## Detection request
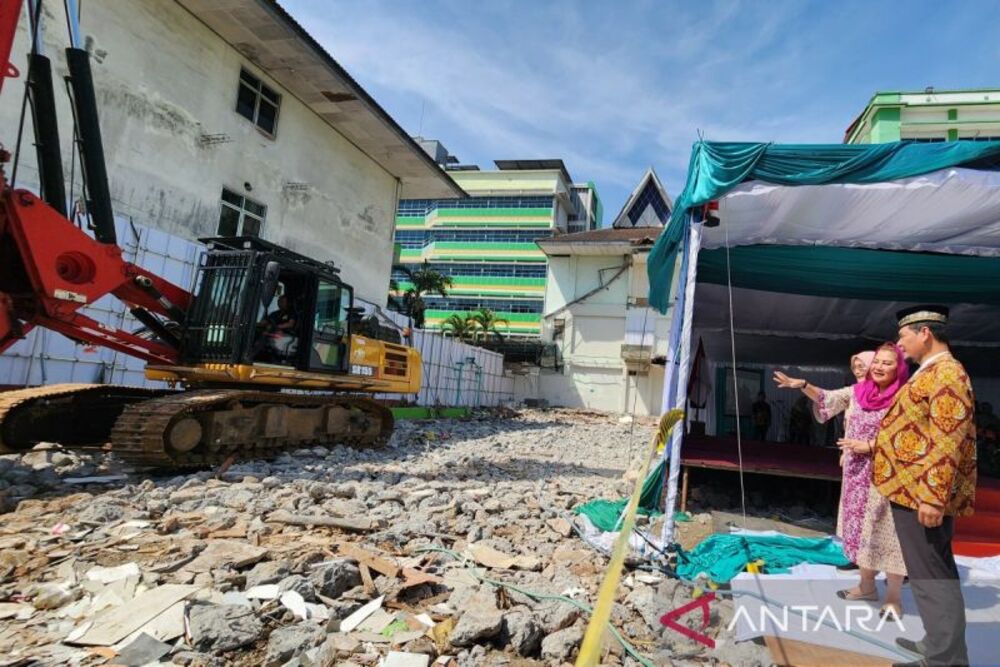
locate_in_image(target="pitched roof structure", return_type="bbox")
[611,167,673,229]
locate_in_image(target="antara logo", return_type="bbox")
[658,594,906,649]
[727,602,906,634]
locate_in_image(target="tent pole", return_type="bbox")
[661,220,703,546]
[660,214,693,417]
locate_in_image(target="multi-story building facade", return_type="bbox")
[0,0,462,306]
[393,154,601,336]
[845,88,1000,144]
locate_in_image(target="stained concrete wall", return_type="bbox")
[0,0,397,304]
[538,252,672,415]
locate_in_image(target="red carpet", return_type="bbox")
[681,435,1000,557]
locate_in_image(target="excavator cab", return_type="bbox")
[182,236,353,375]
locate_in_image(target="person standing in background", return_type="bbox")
[751,391,772,441]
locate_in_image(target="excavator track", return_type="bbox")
[110,390,394,468]
[0,384,169,455]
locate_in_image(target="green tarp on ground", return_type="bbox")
[675,533,850,584]
[574,459,666,532]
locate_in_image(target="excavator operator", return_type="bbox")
[257,294,300,363]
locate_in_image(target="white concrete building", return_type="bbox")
[530,168,674,415]
[0,0,463,305]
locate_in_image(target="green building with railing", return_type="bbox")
[845,87,1000,144]
[392,150,601,336]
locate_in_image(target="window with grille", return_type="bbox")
[235,68,281,136]
[218,188,266,237]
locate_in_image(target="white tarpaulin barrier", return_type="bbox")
[703,168,1000,256]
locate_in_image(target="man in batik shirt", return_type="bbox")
[873,305,976,667]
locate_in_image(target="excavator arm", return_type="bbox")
[0,0,190,365]
[0,187,190,364]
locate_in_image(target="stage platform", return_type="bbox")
[679,435,1000,557]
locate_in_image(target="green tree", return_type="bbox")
[392,262,453,328]
[469,308,510,342]
[440,313,477,343]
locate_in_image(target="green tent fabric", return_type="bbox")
[574,459,666,532]
[697,245,1000,305]
[675,533,850,584]
[648,140,1000,312]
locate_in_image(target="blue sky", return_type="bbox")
[284,0,1000,223]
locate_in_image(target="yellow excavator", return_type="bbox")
[0,0,420,467]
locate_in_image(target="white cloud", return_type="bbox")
[281,0,1000,212]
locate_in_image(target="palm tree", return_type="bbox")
[440,313,477,343]
[392,262,453,328]
[469,308,510,342]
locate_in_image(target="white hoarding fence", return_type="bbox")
[2,221,515,408]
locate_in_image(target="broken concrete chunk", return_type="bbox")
[540,625,584,661]
[383,651,431,667]
[188,603,264,653]
[113,632,173,666]
[30,582,77,610]
[0,601,33,621]
[85,562,141,584]
[449,597,504,647]
[185,540,267,573]
[263,622,325,667]
[309,559,361,599]
[546,517,574,537]
[244,559,292,588]
[502,607,543,657]
[465,542,515,569]
[277,574,317,602]
[535,600,581,634]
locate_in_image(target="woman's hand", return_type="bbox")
[773,371,806,390]
[837,438,872,454]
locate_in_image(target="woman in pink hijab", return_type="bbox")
[774,344,910,618]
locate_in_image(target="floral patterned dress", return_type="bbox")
[814,387,901,571]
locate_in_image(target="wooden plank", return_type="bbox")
[268,510,373,532]
[339,542,399,578]
[71,585,198,646]
[764,635,893,667]
[359,562,377,596]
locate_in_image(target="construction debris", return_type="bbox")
[0,408,776,666]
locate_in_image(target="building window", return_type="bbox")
[218,188,266,237]
[628,180,671,225]
[235,68,280,136]
[392,263,547,280]
[392,229,553,248]
[397,195,554,217]
[552,319,565,341]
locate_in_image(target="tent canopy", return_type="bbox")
[648,141,1000,311]
[654,140,1000,546]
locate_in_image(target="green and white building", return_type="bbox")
[392,149,602,336]
[845,88,1000,144]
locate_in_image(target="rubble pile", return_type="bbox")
[0,409,772,666]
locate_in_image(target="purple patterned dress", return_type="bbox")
[813,387,890,563]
